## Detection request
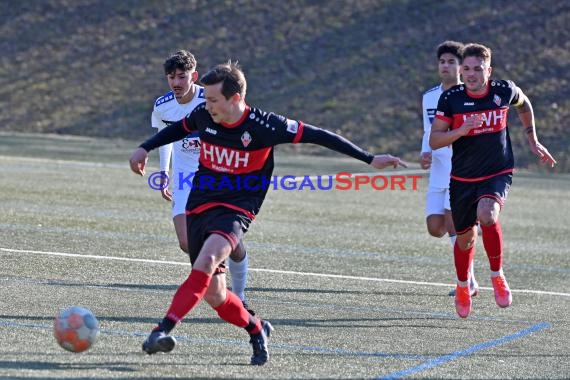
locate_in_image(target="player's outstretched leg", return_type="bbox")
[142,329,176,354]
[249,320,274,365]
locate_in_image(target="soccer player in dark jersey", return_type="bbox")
[429,43,557,318]
[129,61,407,365]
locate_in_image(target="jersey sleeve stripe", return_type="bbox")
[182,117,192,133]
[293,121,304,144]
[435,114,453,123]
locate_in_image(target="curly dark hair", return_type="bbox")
[436,40,464,62]
[163,50,197,75]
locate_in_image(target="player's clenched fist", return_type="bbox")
[129,147,149,176]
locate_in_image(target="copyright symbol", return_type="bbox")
[148,171,169,190]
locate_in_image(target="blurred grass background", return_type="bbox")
[0,0,568,170]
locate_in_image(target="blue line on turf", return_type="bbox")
[376,322,551,380]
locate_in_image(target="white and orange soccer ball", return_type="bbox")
[53,306,100,353]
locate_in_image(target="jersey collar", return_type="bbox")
[466,82,490,98]
[221,105,250,128]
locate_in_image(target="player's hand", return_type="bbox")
[370,154,408,169]
[419,152,432,169]
[129,147,149,176]
[529,141,557,168]
[161,188,173,201]
[457,115,483,136]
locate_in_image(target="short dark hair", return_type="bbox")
[163,50,197,75]
[462,43,492,65]
[200,61,247,100]
[436,40,464,62]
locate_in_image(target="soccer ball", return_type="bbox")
[53,306,100,353]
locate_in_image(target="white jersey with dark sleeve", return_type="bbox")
[421,84,452,189]
[151,84,204,177]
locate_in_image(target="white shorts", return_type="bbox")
[425,186,450,217]
[171,186,190,217]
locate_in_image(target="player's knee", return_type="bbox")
[456,231,476,250]
[427,226,446,238]
[196,253,217,271]
[477,213,498,226]
[426,220,446,238]
[477,199,500,226]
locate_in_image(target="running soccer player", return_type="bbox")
[129,61,407,365]
[151,50,252,310]
[430,43,556,318]
[419,41,478,297]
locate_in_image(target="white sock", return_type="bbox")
[228,253,249,301]
[457,280,469,288]
[491,268,503,278]
[449,234,457,246]
[469,263,477,285]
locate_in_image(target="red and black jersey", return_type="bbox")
[435,80,522,182]
[140,103,374,219]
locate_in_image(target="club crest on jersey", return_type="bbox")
[493,94,501,106]
[286,119,299,133]
[241,131,252,147]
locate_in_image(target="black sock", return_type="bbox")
[155,317,177,333]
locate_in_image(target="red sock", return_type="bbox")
[165,269,211,323]
[454,242,475,282]
[214,290,262,334]
[481,221,503,272]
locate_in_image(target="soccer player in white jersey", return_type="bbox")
[419,41,478,296]
[152,50,252,309]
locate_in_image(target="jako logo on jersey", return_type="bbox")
[241,131,252,147]
[463,102,475,106]
[205,127,217,135]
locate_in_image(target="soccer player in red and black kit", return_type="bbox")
[430,43,556,318]
[129,61,407,365]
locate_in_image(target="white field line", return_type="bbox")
[1,247,568,298]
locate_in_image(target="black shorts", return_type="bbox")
[449,173,512,234]
[186,207,251,273]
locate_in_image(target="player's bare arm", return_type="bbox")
[514,91,557,167]
[429,116,483,150]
